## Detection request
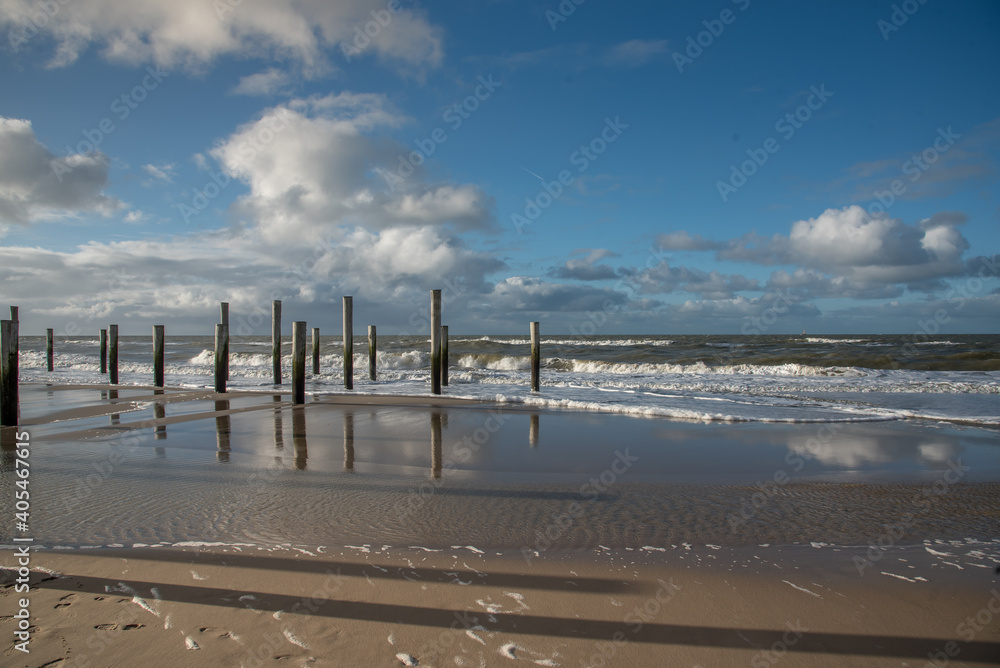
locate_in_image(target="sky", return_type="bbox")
[1,0,998,336]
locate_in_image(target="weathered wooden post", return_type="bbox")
[368,325,376,381]
[153,325,164,387]
[214,324,228,393]
[46,328,54,371]
[292,320,306,404]
[271,300,282,385]
[343,296,353,390]
[441,325,449,386]
[530,413,539,447]
[109,324,119,385]
[220,302,229,380]
[530,321,540,392]
[9,306,17,321]
[0,319,18,426]
[100,328,108,374]
[431,289,441,395]
[312,327,320,375]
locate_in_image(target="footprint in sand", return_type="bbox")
[93,623,145,631]
[55,594,77,608]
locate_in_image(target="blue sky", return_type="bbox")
[1,0,998,336]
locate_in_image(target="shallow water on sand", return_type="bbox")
[3,386,999,553]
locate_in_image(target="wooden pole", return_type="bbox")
[530,413,539,447]
[153,325,164,387]
[46,328,54,371]
[368,325,376,382]
[214,324,228,393]
[100,329,107,374]
[343,296,353,390]
[530,321,540,392]
[312,327,320,375]
[272,300,282,385]
[109,324,119,385]
[441,325,449,386]
[220,302,229,380]
[9,306,17,321]
[1,320,17,426]
[430,289,441,395]
[292,320,306,404]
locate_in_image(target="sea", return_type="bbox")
[15,333,999,426]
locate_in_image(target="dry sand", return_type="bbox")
[4,544,1000,667]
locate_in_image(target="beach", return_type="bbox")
[3,381,1000,666]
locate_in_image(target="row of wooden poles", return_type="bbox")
[0,292,542,426]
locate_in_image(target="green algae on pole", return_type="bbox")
[431,290,441,395]
[530,321,540,392]
[272,300,282,385]
[292,320,306,404]
[153,325,165,387]
[0,319,17,426]
[109,324,119,385]
[368,325,377,382]
[343,296,353,390]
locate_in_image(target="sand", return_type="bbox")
[2,383,1000,666]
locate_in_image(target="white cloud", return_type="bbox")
[667,206,974,298]
[210,92,494,242]
[485,277,627,313]
[123,210,149,223]
[142,163,174,183]
[232,68,294,96]
[0,224,504,332]
[0,117,121,224]
[0,0,443,73]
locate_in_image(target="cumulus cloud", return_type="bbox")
[624,263,760,300]
[661,206,975,298]
[142,163,174,183]
[0,117,121,224]
[0,0,443,73]
[486,277,627,313]
[210,92,495,242]
[0,224,505,332]
[232,68,294,96]
[549,248,620,281]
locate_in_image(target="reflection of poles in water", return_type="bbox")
[109,389,119,425]
[154,401,166,440]
[273,395,284,451]
[215,399,231,462]
[431,411,443,479]
[529,413,539,447]
[154,446,166,458]
[293,406,307,470]
[343,411,354,472]
[0,427,16,469]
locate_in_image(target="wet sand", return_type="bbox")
[2,383,1000,666]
